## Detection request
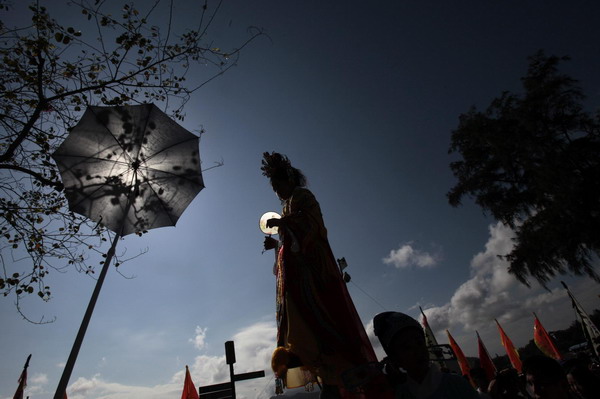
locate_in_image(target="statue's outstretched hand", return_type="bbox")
[266,218,283,228]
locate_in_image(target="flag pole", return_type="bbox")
[14,354,32,399]
[21,353,31,372]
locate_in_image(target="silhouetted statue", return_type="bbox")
[261,152,386,399]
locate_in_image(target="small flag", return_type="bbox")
[13,354,31,399]
[476,331,496,382]
[181,365,199,399]
[420,307,445,367]
[420,307,439,347]
[446,330,471,378]
[533,313,562,360]
[495,320,522,373]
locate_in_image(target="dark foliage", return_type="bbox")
[0,0,261,319]
[448,51,600,286]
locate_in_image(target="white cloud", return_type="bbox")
[383,243,440,269]
[423,223,533,333]
[64,321,278,399]
[418,222,599,356]
[364,319,385,361]
[69,374,101,396]
[21,373,50,397]
[185,321,278,399]
[67,374,180,399]
[52,231,597,399]
[231,321,277,370]
[30,373,49,385]
[189,326,208,350]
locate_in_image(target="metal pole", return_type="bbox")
[229,362,236,399]
[53,232,121,399]
[54,179,137,399]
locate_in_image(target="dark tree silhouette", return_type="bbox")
[0,0,261,317]
[448,51,600,286]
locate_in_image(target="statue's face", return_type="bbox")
[271,178,294,200]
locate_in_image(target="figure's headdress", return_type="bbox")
[261,152,292,180]
[261,152,307,187]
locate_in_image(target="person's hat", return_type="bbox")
[373,311,422,351]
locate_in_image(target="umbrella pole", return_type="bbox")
[53,231,121,399]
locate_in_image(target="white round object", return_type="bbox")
[259,212,281,235]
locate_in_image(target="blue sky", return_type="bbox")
[2,1,600,398]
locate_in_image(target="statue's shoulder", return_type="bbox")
[291,187,316,201]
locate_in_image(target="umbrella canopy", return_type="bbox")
[50,104,204,399]
[53,103,204,236]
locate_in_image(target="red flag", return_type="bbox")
[446,330,471,378]
[13,354,31,399]
[533,314,562,360]
[495,320,522,373]
[476,331,496,382]
[181,366,199,399]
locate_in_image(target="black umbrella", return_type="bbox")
[53,103,204,235]
[51,104,204,398]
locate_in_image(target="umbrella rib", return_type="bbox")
[67,164,134,211]
[143,135,199,164]
[56,154,130,166]
[140,166,203,187]
[88,106,136,165]
[71,172,131,206]
[138,174,179,227]
[133,164,203,229]
[135,105,153,163]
